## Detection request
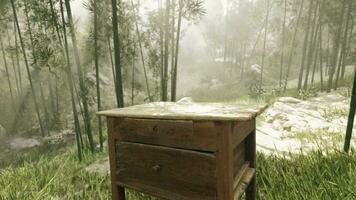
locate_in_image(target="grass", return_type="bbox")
[285,129,345,148]
[0,147,355,200]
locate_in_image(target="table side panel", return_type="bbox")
[232,120,255,149]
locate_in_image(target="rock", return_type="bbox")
[0,124,6,138]
[250,64,261,74]
[278,97,302,104]
[272,120,283,131]
[9,137,40,150]
[86,157,110,176]
[177,97,194,103]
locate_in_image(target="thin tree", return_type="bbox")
[60,0,83,160]
[159,0,164,101]
[162,0,171,101]
[297,0,314,90]
[132,0,152,101]
[344,69,356,152]
[107,37,116,84]
[279,0,287,89]
[260,0,270,91]
[64,0,95,152]
[341,16,354,79]
[11,0,45,137]
[6,28,20,96]
[171,0,183,102]
[284,0,304,92]
[326,0,347,92]
[303,2,319,90]
[93,0,104,151]
[14,21,22,94]
[334,0,353,90]
[0,33,15,105]
[170,0,176,101]
[319,24,324,91]
[111,0,124,107]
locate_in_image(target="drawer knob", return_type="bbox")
[151,165,161,173]
[152,125,158,132]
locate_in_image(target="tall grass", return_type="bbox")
[1,148,355,199]
[257,151,356,199]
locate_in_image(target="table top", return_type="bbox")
[97,102,267,121]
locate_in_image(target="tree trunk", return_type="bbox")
[260,0,270,91]
[6,29,20,97]
[297,0,314,90]
[284,0,305,91]
[39,80,50,136]
[334,0,353,90]
[341,16,354,79]
[162,0,171,101]
[24,0,37,64]
[303,3,319,90]
[14,20,22,95]
[326,0,347,92]
[107,37,116,84]
[65,0,95,152]
[170,1,176,101]
[94,0,104,151]
[132,0,152,101]
[49,0,63,47]
[131,44,135,105]
[171,0,182,102]
[279,0,287,89]
[159,0,164,101]
[60,0,83,160]
[0,34,15,105]
[11,0,45,137]
[111,0,124,107]
[319,23,324,91]
[344,68,356,152]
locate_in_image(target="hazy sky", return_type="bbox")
[71,0,227,25]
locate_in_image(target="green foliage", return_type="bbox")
[321,107,348,121]
[297,88,318,100]
[257,151,356,199]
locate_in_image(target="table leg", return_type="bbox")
[108,118,126,200]
[245,129,256,200]
[117,186,125,200]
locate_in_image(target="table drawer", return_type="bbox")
[110,117,216,151]
[115,142,217,200]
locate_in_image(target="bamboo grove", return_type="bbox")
[0,0,355,159]
[0,0,205,159]
[212,0,355,95]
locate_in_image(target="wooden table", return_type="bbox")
[98,102,266,200]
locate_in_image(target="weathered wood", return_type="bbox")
[115,142,217,200]
[216,121,234,200]
[232,120,255,148]
[110,118,216,151]
[233,162,250,190]
[107,118,126,200]
[245,129,256,200]
[98,102,267,121]
[234,168,256,200]
[233,142,246,179]
[102,103,262,200]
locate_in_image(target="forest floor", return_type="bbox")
[0,87,355,199]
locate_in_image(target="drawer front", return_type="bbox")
[115,142,217,200]
[110,117,216,151]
